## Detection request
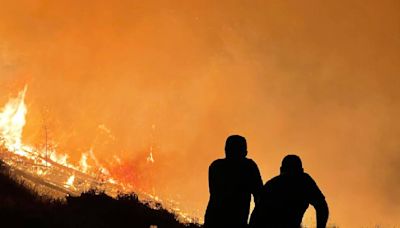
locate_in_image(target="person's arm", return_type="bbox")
[306,173,329,228]
[314,198,329,228]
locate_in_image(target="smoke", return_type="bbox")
[1,0,400,226]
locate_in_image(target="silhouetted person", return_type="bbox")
[250,155,329,228]
[204,135,263,228]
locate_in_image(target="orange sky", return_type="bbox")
[1,0,400,226]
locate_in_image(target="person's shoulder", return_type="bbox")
[302,172,325,201]
[303,173,317,184]
[264,175,281,187]
[209,158,225,168]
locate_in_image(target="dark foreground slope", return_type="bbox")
[0,161,201,228]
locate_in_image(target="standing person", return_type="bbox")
[204,135,263,228]
[250,155,329,228]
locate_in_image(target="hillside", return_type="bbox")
[0,160,201,228]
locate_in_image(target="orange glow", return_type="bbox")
[0,1,399,226]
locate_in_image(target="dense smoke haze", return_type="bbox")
[0,0,399,226]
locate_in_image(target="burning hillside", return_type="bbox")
[0,159,201,228]
[0,86,197,224]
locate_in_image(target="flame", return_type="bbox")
[50,153,69,166]
[147,151,155,163]
[0,85,28,156]
[0,86,116,187]
[65,175,75,189]
[79,153,89,173]
[0,86,197,223]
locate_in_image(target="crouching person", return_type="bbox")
[250,155,328,228]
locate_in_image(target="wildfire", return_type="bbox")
[0,86,198,224]
[0,86,128,195]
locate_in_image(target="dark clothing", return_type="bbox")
[204,158,263,228]
[250,173,328,228]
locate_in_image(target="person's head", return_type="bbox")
[225,135,247,159]
[280,154,304,174]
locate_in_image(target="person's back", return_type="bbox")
[250,155,329,228]
[204,135,263,228]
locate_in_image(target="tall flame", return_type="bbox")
[0,86,112,185]
[0,85,28,156]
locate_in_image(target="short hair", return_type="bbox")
[225,135,247,159]
[281,155,303,174]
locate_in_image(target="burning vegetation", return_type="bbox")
[0,86,199,226]
[0,159,201,228]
